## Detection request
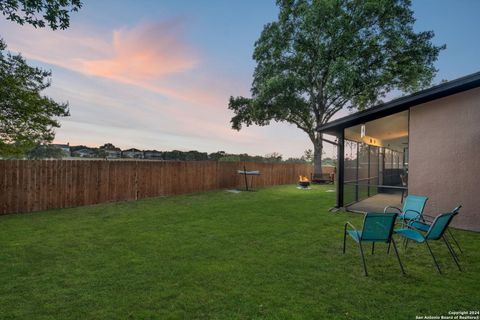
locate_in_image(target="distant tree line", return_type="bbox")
[12,142,335,165]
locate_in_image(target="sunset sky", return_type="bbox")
[2,0,480,158]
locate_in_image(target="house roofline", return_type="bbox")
[317,71,480,135]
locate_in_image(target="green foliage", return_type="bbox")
[0,0,81,158]
[162,150,187,161]
[217,152,287,163]
[229,0,444,174]
[160,150,208,161]
[0,40,69,157]
[322,157,336,166]
[185,150,209,161]
[0,186,478,318]
[303,149,313,162]
[66,146,294,163]
[284,157,308,163]
[264,152,283,162]
[99,143,120,151]
[208,151,227,161]
[0,0,82,30]
[218,155,241,162]
[26,144,65,159]
[94,149,107,158]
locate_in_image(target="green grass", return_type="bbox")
[0,185,479,319]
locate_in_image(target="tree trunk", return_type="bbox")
[313,133,323,179]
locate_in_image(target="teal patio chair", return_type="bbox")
[395,211,461,274]
[409,205,463,255]
[343,213,405,276]
[384,195,428,254]
[384,195,428,226]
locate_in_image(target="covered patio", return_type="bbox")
[347,193,402,213]
[342,110,408,211]
[318,72,480,231]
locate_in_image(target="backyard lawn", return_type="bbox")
[0,185,479,319]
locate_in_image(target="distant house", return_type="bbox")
[52,143,70,157]
[121,148,144,159]
[143,150,163,160]
[72,148,95,158]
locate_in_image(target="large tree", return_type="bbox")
[228,0,444,178]
[0,40,70,157]
[0,0,82,157]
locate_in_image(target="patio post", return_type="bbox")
[336,130,345,208]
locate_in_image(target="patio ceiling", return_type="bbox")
[345,111,408,151]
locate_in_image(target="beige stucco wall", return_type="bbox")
[409,87,480,231]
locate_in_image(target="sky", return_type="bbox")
[1,0,480,158]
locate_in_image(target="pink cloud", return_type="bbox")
[82,20,198,81]
[0,19,213,105]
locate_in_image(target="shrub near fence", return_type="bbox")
[0,160,332,215]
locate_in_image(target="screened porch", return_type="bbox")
[342,111,409,212]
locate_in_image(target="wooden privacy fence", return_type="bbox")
[0,160,329,215]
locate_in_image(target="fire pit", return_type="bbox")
[298,175,311,188]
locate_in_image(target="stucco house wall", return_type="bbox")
[409,87,480,231]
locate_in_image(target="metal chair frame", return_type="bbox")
[395,212,461,274]
[343,213,405,277]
